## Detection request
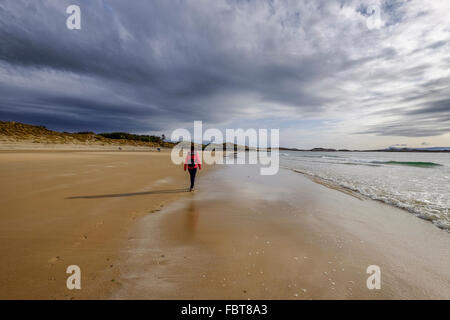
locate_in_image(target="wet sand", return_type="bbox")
[0,150,199,299]
[114,163,450,299]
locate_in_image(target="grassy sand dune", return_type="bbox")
[0,121,173,150]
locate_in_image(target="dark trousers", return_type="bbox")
[188,167,197,189]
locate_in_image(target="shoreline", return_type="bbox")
[283,167,450,233]
[113,164,450,299]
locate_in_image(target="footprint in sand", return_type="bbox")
[48,256,63,264]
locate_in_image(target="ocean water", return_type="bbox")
[280,151,450,231]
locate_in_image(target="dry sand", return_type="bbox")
[1,150,449,299]
[0,150,198,299]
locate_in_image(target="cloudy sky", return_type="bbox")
[0,0,449,149]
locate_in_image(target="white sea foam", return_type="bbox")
[281,151,450,231]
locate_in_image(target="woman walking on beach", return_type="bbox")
[184,144,201,192]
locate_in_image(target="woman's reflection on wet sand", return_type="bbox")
[184,200,199,239]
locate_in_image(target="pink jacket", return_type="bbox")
[184,152,202,170]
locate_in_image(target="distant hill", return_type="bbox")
[278,146,450,153]
[385,146,450,152]
[0,121,174,149]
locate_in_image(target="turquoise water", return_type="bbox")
[280,151,450,231]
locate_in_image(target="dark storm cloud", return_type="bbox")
[358,98,450,137]
[0,0,337,132]
[407,99,450,115]
[0,0,449,140]
[360,121,450,137]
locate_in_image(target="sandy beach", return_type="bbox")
[0,150,449,299]
[0,150,196,299]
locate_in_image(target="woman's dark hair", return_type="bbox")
[191,144,195,152]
